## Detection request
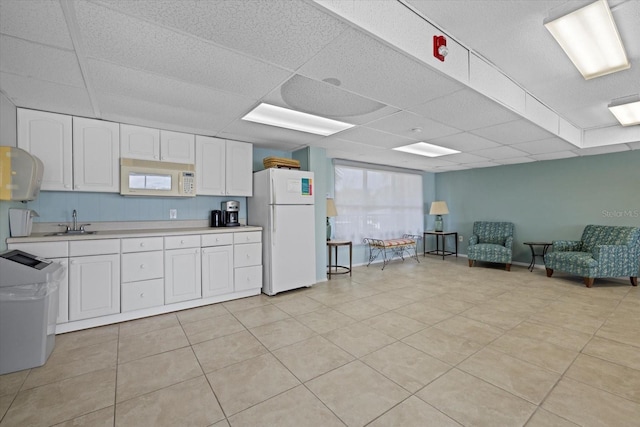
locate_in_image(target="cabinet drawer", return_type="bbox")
[121,279,164,312]
[234,243,261,268]
[8,241,68,258]
[122,251,163,283]
[122,237,163,253]
[164,235,200,250]
[69,239,120,256]
[234,231,261,244]
[201,233,233,247]
[235,265,262,291]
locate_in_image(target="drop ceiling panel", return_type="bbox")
[409,88,520,131]
[426,132,501,151]
[316,138,386,154]
[333,126,418,149]
[88,59,253,125]
[298,28,463,109]
[573,145,630,157]
[96,92,232,134]
[495,157,535,165]
[471,119,555,145]
[218,118,325,149]
[75,1,292,99]
[365,111,460,140]
[529,151,578,161]
[469,146,530,160]
[0,36,85,88]
[0,0,74,49]
[0,72,94,116]
[440,153,490,164]
[627,142,640,150]
[97,0,348,70]
[512,137,576,155]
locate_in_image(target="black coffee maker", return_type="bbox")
[221,201,240,226]
[210,210,222,227]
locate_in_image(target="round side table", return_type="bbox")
[523,242,552,272]
[327,240,352,279]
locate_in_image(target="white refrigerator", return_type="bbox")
[247,168,316,295]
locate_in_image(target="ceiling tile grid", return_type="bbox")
[74,1,293,99]
[0,35,86,88]
[0,0,74,49]
[92,0,349,70]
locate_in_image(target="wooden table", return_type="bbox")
[423,231,458,260]
[327,240,352,279]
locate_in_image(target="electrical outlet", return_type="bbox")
[458,235,463,242]
[169,209,177,219]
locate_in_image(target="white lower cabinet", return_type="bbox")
[69,253,120,321]
[202,245,234,297]
[233,231,262,292]
[121,279,164,312]
[165,246,201,304]
[121,237,164,312]
[8,228,262,332]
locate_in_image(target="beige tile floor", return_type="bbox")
[1,256,640,426]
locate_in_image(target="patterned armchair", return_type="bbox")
[467,221,514,271]
[545,225,640,288]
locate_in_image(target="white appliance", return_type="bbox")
[0,146,44,201]
[248,168,316,295]
[120,158,195,197]
[9,208,39,237]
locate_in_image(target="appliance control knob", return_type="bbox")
[140,264,145,269]
[140,293,145,298]
[140,242,145,247]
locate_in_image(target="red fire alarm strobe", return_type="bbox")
[433,35,447,62]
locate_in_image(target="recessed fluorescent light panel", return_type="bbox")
[608,96,640,126]
[544,0,630,80]
[241,103,354,136]
[393,142,460,157]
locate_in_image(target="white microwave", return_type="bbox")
[120,158,196,197]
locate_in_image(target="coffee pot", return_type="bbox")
[221,201,240,227]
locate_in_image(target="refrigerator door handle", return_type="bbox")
[271,176,276,205]
[271,205,276,247]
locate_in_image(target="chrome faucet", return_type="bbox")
[58,209,91,233]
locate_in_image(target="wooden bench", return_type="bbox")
[363,234,421,270]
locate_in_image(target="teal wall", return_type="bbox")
[434,150,640,264]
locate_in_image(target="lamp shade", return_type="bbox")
[326,198,338,217]
[429,201,449,215]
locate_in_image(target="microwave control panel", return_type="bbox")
[182,172,195,195]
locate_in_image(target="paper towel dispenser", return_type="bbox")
[0,147,44,201]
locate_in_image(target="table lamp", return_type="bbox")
[429,201,449,232]
[326,198,338,241]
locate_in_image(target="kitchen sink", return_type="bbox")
[45,230,98,236]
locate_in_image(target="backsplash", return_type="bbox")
[27,192,247,224]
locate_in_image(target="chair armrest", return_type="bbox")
[592,245,630,261]
[402,234,421,243]
[552,240,582,252]
[504,236,513,250]
[469,235,478,245]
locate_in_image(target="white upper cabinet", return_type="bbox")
[195,136,252,196]
[17,109,73,191]
[120,124,161,161]
[225,140,253,196]
[195,135,225,196]
[160,130,195,164]
[120,125,195,164]
[73,117,120,192]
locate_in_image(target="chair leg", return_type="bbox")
[505,263,511,272]
[468,260,473,267]
[546,268,553,277]
[631,277,638,287]
[584,277,594,288]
